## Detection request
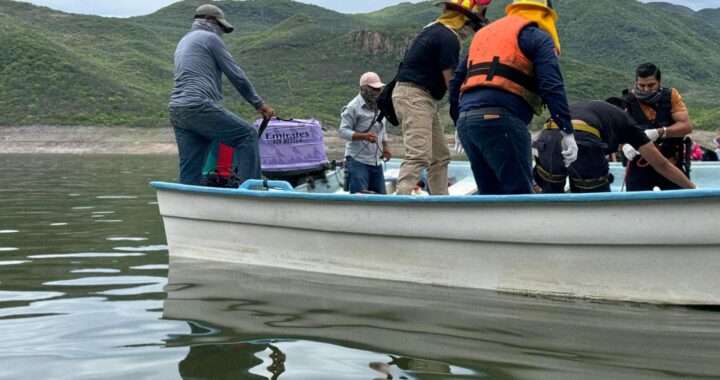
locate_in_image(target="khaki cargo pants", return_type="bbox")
[392,82,451,195]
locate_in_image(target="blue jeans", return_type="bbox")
[346,156,386,194]
[457,114,533,195]
[169,103,261,186]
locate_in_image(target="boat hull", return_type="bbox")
[154,183,720,305]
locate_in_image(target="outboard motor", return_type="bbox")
[202,117,343,191]
[256,117,331,187]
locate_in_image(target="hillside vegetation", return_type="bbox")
[0,0,718,130]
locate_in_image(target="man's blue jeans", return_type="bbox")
[457,114,534,195]
[169,102,261,186]
[346,156,387,194]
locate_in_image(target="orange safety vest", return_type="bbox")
[461,15,543,115]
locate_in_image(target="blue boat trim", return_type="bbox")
[150,181,720,204]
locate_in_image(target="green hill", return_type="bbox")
[0,0,718,130]
[649,2,720,30]
[647,2,696,17]
[696,8,720,29]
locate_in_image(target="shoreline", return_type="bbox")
[1,125,718,156]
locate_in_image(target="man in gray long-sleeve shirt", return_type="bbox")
[339,72,392,194]
[168,4,274,186]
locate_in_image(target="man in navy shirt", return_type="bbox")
[393,0,491,195]
[449,0,578,195]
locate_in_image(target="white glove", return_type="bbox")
[453,130,465,155]
[645,128,660,142]
[561,132,578,167]
[622,144,639,161]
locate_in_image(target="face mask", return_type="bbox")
[192,19,224,36]
[455,23,475,43]
[361,86,381,109]
[632,86,663,105]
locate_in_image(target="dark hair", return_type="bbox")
[636,63,661,81]
[605,97,631,110]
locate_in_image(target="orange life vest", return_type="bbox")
[461,15,543,115]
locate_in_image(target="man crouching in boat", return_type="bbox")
[533,98,696,193]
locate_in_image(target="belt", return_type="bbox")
[397,82,429,93]
[458,107,507,119]
[534,163,566,184]
[544,121,601,140]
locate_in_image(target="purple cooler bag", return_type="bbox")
[255,118,328,174]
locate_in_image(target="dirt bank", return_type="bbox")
[1,125,718,157]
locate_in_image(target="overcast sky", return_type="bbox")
[13,0,720,17]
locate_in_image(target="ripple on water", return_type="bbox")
[49,223,68,226]
[0,230,20,234]
[28,252,145,259]
[96,195,138,199]
[106,237,148,242]
[96,282,167,296]
[0,248,19,252]
[113,245,168,252]
[130,265,169,271]
[70,269,122,274]
[0,291,65,303]
[44,276,164,287]
[0,260,31,266]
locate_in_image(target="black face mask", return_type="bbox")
[633,86,663,105]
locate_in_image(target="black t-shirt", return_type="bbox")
[396,23,461,100]
[570,101,651,152]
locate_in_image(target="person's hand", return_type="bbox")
[450,104,459,126]
[256,104,275,120]
[453,130,465,155]
[365,131,378,143]
[561,132,578,167]
[622,144,639,161]
[382,148,392,162]
[645,128,660,142]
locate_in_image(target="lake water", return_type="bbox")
[1,154,720,379]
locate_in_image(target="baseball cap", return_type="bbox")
[195,4,234,33]
[359,72,385,89]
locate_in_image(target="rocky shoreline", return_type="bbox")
[1,125,718,157]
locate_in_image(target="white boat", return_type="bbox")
[152,161,720,305]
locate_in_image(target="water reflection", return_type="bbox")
[163,257,720,379]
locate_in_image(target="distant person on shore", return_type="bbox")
[449,0,577,195]
[533,99,695,193]
[168,4,274,186]
[620,63,693,191]
[393,0,491,195]
[339,72,391,194]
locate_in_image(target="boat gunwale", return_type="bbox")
[150,181,720,204]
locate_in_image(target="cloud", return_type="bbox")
[16,0,179,17]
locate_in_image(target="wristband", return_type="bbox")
[662,127,668,139]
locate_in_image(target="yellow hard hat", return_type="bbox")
[506,0,558,21]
